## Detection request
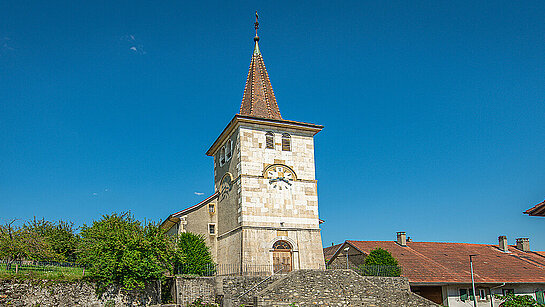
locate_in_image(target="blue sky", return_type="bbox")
[1,1,544,250]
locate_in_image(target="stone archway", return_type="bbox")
[272,240,292,273]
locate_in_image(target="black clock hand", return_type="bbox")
[280,178,292,186]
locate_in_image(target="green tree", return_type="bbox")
[358,248,401,277]
[77,212,174,293]
[26,218,79,262]
[0,220,54,272]
[364,248,399,266]
[495,293,542,307]
[175,232,214,276]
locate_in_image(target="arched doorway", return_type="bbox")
[272,240,292,273]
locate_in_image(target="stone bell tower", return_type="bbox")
[205,15,325,271]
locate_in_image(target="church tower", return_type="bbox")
[206,15,325,271]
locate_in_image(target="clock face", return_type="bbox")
[266,165,295,190]
[220,173,232,198]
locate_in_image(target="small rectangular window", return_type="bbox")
[208,224,216,235]
[208,204,215,214]
[460,289,468,301]
[478,289,486,300]
[536,291,544,304]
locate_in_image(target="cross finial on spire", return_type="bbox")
[254,11,259,41]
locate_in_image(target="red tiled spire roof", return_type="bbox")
[239,34,282,120]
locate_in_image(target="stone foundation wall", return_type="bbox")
[0,279,160,307]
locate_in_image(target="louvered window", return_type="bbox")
[266,132,274,149]
[282,133,291,151]
[220,147,225,165]
[225,140,232,160]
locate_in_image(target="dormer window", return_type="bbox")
[266,132,274,149]
[282,133,291,151]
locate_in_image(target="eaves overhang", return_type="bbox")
[206,114,324,157]
[159,192,219,230]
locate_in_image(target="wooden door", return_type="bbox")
[273,250,292,273]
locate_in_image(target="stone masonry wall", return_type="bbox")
[255,270,440,307]
[174,276,217,306]
[0,279,160,307]
[174,275,283,306]
[363,276,411,292]
[220,275,283,306]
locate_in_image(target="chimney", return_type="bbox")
[516,238,530,252]
[397,232,407,246]
[498,235,509,252]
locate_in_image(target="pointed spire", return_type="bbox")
[239,12,282,120]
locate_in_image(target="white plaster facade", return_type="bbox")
[438,283,545,307]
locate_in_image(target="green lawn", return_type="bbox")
[0,263,85,280]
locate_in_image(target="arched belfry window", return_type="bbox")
[220,147,225,165]
[225,139,232,161]
[266,132,274,149]
[282,133,291,151]
[273,240,292,250]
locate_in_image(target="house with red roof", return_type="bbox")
[325,232,545,306]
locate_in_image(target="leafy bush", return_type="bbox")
[357,248,401,277]
[175,232,214,276]
[364,248,399,266]
[495,293,542,307]
[77,212,174,293]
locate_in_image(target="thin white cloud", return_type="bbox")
[92,192,98,196]
[194,192,204,196]
[121,34,146,55]
[0,36,15,55]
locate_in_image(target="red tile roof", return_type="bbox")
[524,200,545,216]
[323,243,343,260]
[170,192,218,217]
[331,240,545,284]
[239,37,282,120]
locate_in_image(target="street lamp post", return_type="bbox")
[469,254,478,307]
[344,247,350,269]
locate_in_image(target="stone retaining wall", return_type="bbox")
[174,276,217,305]
[363,276,411,291]
[255,270,440,307]
[174,274,283,306]
[0,279,160,307]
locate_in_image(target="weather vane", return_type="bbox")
[254,11,259,38]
